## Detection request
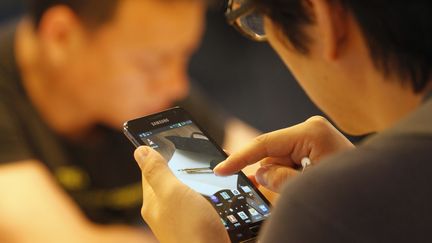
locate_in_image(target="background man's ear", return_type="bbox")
[37,5,86,66]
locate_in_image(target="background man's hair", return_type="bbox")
[27,0,119,28]
[254,0,432,93]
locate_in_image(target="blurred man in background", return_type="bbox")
[0,0,259,242]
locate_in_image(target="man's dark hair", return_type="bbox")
[254,0,432,93]
[27,0,119,28]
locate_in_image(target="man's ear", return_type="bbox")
[37,5,87,67]
[309,0,348,61]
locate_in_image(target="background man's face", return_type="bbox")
[61,0,205,129]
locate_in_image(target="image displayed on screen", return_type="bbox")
[137,120,270,230]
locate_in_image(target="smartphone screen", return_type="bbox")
[124,107,271,242]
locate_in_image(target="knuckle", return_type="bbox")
[307,116,330,127]
[306,116,333,135]
[141,194,158,221]
[141,160,164,179]
[254,134,267,143]
[254,133,269,147]
[141,204,150,220]
[253,134,271,155]
[141,199,159,222]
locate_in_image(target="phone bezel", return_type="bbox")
[124,107,272,243]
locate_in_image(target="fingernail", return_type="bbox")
[136,146,150,159]
[255,166,270,187]
[213,162,226,175]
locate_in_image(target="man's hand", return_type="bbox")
[134,147,230,243]
[214,116,355,192]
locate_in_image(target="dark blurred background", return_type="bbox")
[0,0,25,21]
[0,1,323,133]
[189,8,323,133]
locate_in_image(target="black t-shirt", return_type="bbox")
[260,96,432,242]
[0,23,227,225]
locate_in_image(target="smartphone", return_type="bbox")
[124,107,271,243]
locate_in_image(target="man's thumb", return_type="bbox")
[255,165,298,192]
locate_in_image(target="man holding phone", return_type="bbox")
[134,0,432,242]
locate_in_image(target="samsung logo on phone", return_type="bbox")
[151,118,170,126]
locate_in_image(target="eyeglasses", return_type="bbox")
[226,0,267,42]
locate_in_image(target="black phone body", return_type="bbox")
[124,107,271,243]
